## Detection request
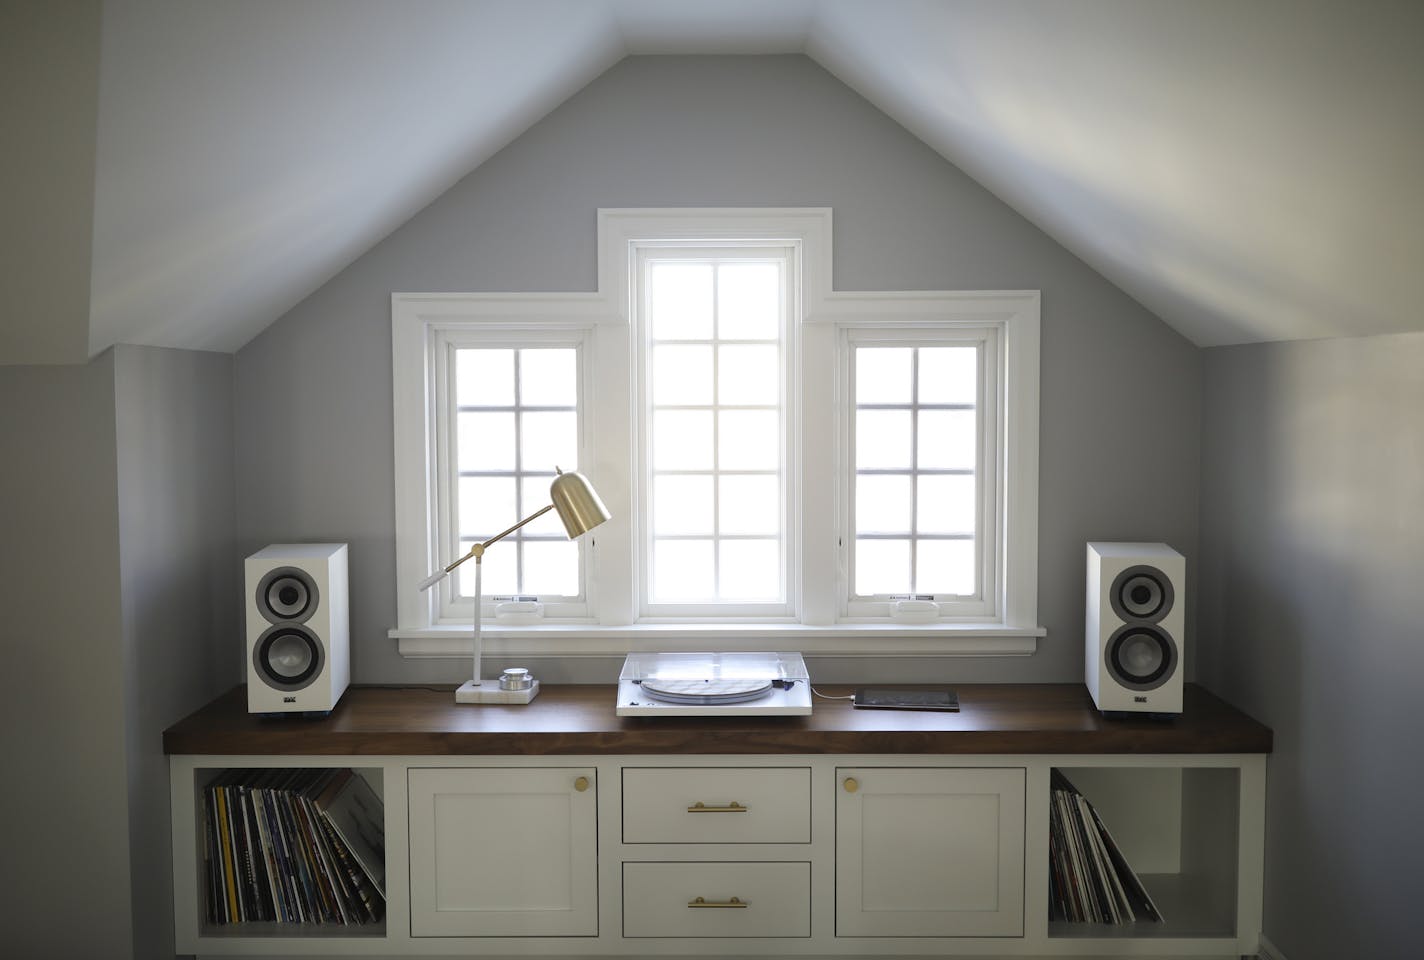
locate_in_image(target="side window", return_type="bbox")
[448,345,582,602]
[843,328,1001,621]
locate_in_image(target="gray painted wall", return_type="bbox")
[113,344,239,960]
[0,356,132,958]
[0,347,237,959]
[235,55,1202,685]
[1198,332,1424,959]
[0,0,100,364]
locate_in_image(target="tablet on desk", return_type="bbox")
[852,688,959,711]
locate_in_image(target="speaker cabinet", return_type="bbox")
[245,543,349,714]
[1086,542,1184,715]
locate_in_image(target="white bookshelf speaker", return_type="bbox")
[245,543,349,714]
[1085,542,1185,715]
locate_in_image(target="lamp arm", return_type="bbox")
[440,502,557,575]
[481,502,555,551]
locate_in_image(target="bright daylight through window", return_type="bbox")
[641,251,791,615]
[391,208,1041,656]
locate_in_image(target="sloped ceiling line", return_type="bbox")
[83,0,1424,357]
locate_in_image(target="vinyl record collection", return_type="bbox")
[1048,770,1163,925]
[203,768,386,927]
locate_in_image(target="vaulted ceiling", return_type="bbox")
[86,0,1423,356]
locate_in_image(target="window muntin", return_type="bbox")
[844,329,1000,620]
[637,248,794,616]
[433,330,591,619]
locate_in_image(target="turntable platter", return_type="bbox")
[639,677,774,706]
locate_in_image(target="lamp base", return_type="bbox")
[454,679,540,704]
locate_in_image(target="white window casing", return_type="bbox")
[391,209,1042,660]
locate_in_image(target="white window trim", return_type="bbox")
[391,210,1043,660]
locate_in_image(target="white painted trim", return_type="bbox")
[392,292,620,632]
[597,207,833,322]
[390,621,1041,659]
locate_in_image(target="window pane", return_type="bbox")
[652,539,715,602]
[856,409,912,470]
[916,539,976,596]
[654,474,714,535]
[719,540,781,601]
[653,344,713,405]
[519,475,564,536]
[519,349,577,406]
[653,410,713,470]
[918,347,977,405]
[917,409,976,470]
[718,409,779,470]
[521,540,578,596]
[719,474,780,535]
[456,349,514,407]
[718,344,779,405]
[717,262,779,340]
[651,262,713,340]
[856,474,912,535]
[458,412,515,472]
[520,410,577,473]
[455,539,517,597]
[857,348,913,404]
[458,477,516,538]
[855,539,911,596]
[916,474,976,535]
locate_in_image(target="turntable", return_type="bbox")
[616,651,812,716]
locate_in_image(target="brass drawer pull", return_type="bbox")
[688,896,747,908]
[687,801,747,813]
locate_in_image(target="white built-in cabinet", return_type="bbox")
[835,767,1026,937]
[407,766,598,937]
[170,753,1264,957]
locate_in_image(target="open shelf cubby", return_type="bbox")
[1046,763,1242,942]
[187,764,387,941]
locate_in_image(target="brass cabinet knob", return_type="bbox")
[843,777,859,793]
[574,775,590,792]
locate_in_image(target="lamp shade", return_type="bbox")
[550,468,611,539]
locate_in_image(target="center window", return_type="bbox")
[636,247,794,617]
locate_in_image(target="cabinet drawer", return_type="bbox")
[622,861,811,938]
[622,767,810,843]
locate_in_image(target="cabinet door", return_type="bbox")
[836,767,1025,937]
[408,767,597,937]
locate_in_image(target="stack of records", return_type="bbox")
[1048,770,1163,925]
[202,768,386,927]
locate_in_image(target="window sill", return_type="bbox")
[389,622,1045,659]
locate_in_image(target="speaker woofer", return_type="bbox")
[1105,624,1178,691]
[255,566,319,624]
[1110,565,1174,622]
[253,624,324,690]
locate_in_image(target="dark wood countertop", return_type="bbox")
[163,683,1271,756]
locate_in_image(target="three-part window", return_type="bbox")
[393,209,1039,644]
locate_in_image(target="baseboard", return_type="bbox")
[1258,933,1290,960]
